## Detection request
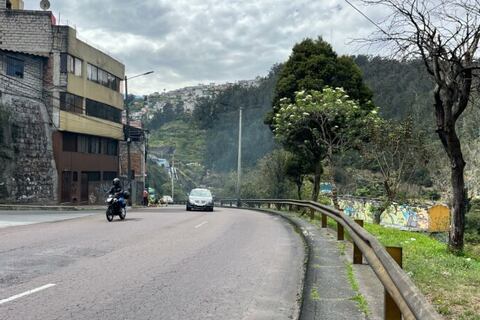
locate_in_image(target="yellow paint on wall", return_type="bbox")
[59,111,123,140]
[10,0,24,9]
[67,74,123,109]
[64,27,124,109]
[428,205,450,232]
[67,28,124,78]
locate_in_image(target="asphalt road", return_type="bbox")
[0,211,96,229]
[0,206,304,320]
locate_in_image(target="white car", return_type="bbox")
[186,188,214,212]
[161,195,174,204]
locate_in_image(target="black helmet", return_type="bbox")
[113,178,121,187]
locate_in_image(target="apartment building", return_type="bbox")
[0,1,125,204]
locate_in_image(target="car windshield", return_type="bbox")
[190,189,211,197]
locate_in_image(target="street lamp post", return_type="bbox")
[124,71,154,205]
[236,107,243,207]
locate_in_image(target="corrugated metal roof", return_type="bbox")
[0,48,49,58]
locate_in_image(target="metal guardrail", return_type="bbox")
[219,198,442,320]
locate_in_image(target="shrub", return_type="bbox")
[466,199,480,244]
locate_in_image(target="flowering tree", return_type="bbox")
[273,87,377,204]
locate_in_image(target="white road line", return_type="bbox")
[0,284,56,305]
[194,221,208,229]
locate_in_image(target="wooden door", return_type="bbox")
[61,171,72,203]
[80,173,89,202]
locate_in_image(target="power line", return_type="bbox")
[344,0,392,37]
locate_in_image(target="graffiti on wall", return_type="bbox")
[337,197,434,230]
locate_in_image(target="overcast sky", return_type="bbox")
[24,0,387,95]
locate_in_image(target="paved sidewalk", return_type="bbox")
[261,209,383,320]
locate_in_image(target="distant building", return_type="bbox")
[0,2,125,204]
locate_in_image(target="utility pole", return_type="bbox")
[124,75,133,205]
[123,71,154,206]
[171,150,175,202]
[236,107,243,207]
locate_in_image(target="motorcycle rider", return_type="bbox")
[108,178,125,208]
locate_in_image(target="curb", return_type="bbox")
[0,205,105,211]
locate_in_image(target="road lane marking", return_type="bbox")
[194,221,208,229]
[0,284,56,305]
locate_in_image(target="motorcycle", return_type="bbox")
[105,193,128,222]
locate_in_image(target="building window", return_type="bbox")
[6,56,24,78]
[62,132,118,155]
[60,92,83,114]
[105,139,118,156]
[84,171,101,182]
[88,136,101,154]
[63,132,78,152]
[78,135,88,153]
[87,63,121,92]
[61,54,82,76]
[73,171,78,182]
[87,64,98,82]
[103,171,117,181]
[85,99,122,123]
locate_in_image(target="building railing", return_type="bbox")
[218,198,441,320]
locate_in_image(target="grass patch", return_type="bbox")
[364,223,480,320]
[310,287,321,301]
[285,207,480,319]
[346,262,370,316]
[338,242,346,255]
[351,293,370,315]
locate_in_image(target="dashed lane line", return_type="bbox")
[194,221,208,229]
[0,284,56,305]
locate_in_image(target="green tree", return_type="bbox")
[267,37,373,126]
[360,117,429,224]
[273,88,376,202]
[268,38,374,201]
[257,149,296,199]
[285,152,313,200]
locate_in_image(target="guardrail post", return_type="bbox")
[321,213,327,228]
[309,208,315,220]
[353,220,364,264]
[385,246,403,320]
[288,204,293,211]
[267,203,271,209]
[337,222,344,240]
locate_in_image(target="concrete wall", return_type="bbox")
[0,51,45,99]
[66,28,124,109]
[0,10,53,55]
[59,111,123,140]
[67,28,124,78]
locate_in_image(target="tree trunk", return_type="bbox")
[326,154,340,210]
[373,199,391,224]
[443,128,466,253]
[434,85,467,253]
[296,181,303,200]
[311,160,322,202]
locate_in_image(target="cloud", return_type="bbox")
[24,0,385,94]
